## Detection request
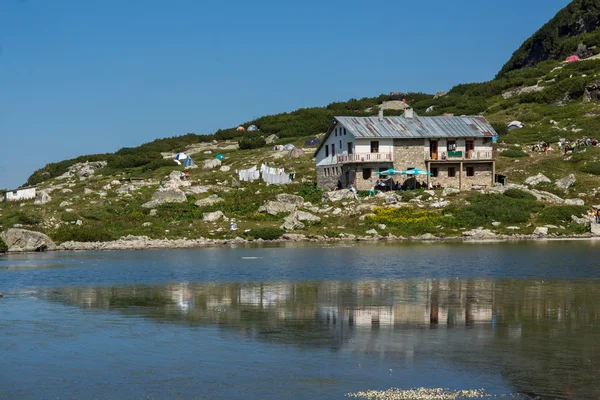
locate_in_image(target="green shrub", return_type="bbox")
[61,212,79,223]
[537,205,588,225]
[503,188,537,201]
[14,212,41,225]
[580,162,600,175]
[500,149,528,158]
[0,236,7,252]
[295,182,323,204]
[246,227,284,240]
[239,136,267,150]
[51,225,117,243]
[369,207,444,236]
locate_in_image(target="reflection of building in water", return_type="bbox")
[239,284,290,307]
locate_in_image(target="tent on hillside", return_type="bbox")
[247,125,259,132]
[236,126,245,132]
[283,144,295,151]
[507,121,525,130]
[183,157,195,167]
[288,148,305,158]
[565,55,580,62]
[175,152,188,161]
[304,138,320,146]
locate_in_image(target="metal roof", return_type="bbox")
[336,115,497,139]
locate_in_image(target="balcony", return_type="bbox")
[337,152,394,164]
[426,150,495,162]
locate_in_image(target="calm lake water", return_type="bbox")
[1,241,600,399]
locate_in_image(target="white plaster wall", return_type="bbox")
[316,122,357,166]
[354,138,394,154]
[4,188,36,202]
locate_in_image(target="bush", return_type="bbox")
[537,205,588,225]
[580,162,600,175]
[295,182,323,204]
[61,212,79,223]
[503,188,537,201]
[51,225,117,243]
[0,236,7,252]
[500,149,528,158]
[14,212,41,225]
[239,136,266,150]
[246,227,284,240]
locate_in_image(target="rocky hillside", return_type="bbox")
[499,0,600,76]
[4,1,600,250]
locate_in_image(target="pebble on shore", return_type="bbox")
[346,387,488,400]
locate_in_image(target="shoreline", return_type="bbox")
[2,232,599,254]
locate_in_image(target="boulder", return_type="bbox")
[0,228,56,252]
[275,193,304,206]
[442,187,460,196]
[34,191,51,205]
[265,134,279,145]
[365,229,379,236]
[332,208,342,215]
[186,186,209,194]
[203,211,226,222]
[533,227,549,236]
[84,188,93,195]
[572,215,589,225]
[576,43,593,59]
[462,228,496,239]
[565,198,585,206]
[142,188,187,208]
[556,174,576,189]
[203,159,222,170]
[524,173,551,186]
[117,184,137,194]
[195,195,224,207]
[296,211,321,222]
[430,200,450,209]
[322,190,356,202]
[280,212,305,231]
[583,80,600,102]
[110,180,121,186]
[282,233,307,241]
[259,201,297,215]
[220,166,231,172]
[59,201,72,208]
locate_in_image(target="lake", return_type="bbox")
[1,241,600,399]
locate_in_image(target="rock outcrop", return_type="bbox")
[203,159,222,170]
[56,161,107,180]
[280,211,305,231]
[142,188,187,208]
[34,191,51,205]
[203,211,226,222]
[556,174,576,189]
[0,229,56,252]
[322,190,356,202]
[275,193,304,206]
[259,201,297,215]
[195,195,224,207]
[524,173,551,186]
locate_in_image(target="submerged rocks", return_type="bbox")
[0,228,56,252]
[142,188,187,208]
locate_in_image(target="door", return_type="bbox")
[465,140,475,159]
[430,140,438,160]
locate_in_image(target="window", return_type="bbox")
[363,168,371,180]
[344,128,347,135]
[431,167,438,177]
[467,167,475,177]
[332,144,335,155]
[347,142,353,155]
[447,141,456,151]
[335,128,337,137]
[325,145,329,157]
[448,167,455,177]
[370,141,379,153]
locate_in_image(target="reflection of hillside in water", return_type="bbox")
[43,279,600,399]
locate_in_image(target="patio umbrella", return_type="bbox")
[376,169,400,175]
[400,168,431,175]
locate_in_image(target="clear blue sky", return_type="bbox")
[0,0,571,188]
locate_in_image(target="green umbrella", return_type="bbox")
[400,168,431,175]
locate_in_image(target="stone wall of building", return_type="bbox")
[428,163,461,189]
[316,165,343,190]
[392,139,427,171]
[461,163,494,189]
[350,163,395,191]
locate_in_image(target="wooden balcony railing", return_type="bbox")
[337,152,393,163]
[426,150,495,161]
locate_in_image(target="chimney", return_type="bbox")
[378,109,384,121]
[404,107,414,119]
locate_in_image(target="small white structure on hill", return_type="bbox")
[3,186,37,202]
